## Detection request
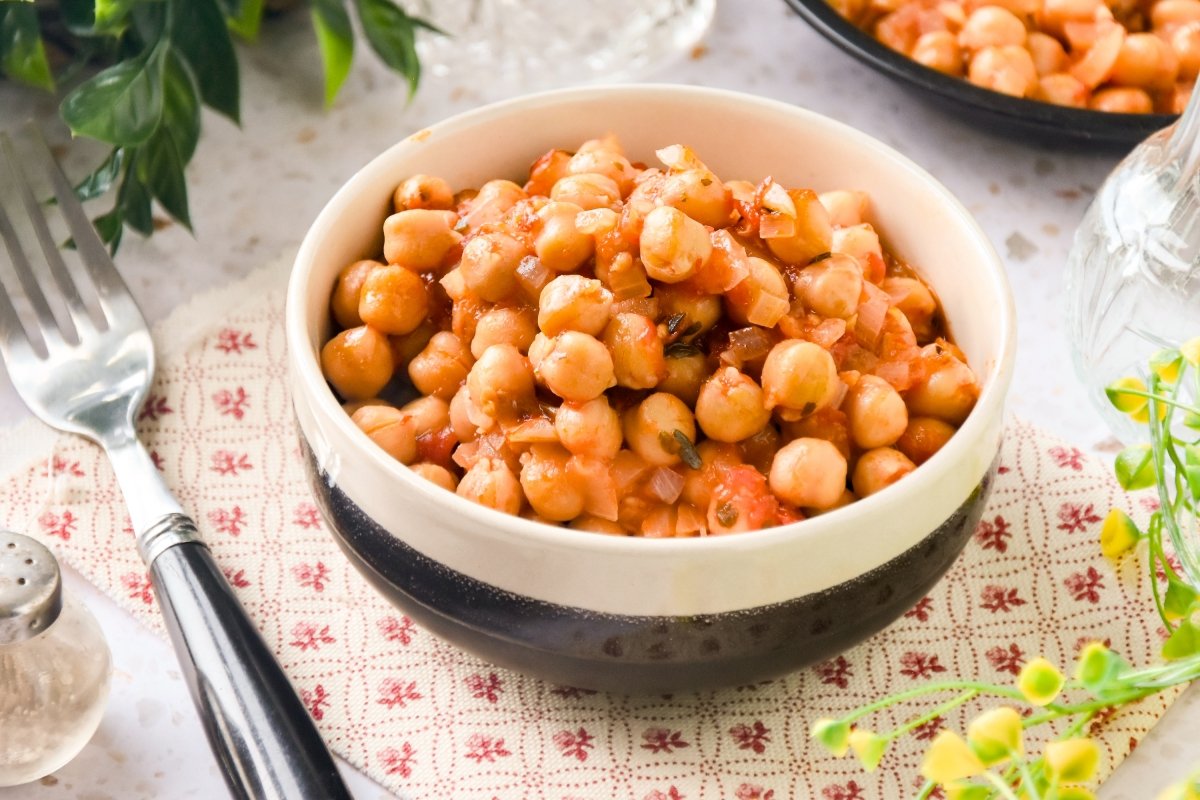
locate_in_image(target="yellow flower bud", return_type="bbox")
[1105,377,1148,414]
[1044,738,1101,784]
[848,728,888,771]
[1056,787,1097,800]
[1017,657,1065,706]
[966,706,1023,765]
[1181,337,1200,367]
[810,718,851,757]
[1155,779,1200,800]
[1130,399,1168,424]
[1151,349,1184,385]
[1100,509,1140,561]
[921,730,986,785]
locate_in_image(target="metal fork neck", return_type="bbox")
[102,435,196,563]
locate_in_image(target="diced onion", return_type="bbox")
[655,144,706,172]
[439,267,468,300]
[854,283,891,350]
[809,318,847,349]
[641,506,677,538]
[745,292,790,328]
[727,326,774,365]
[575,208,619,235]
[506,417,558,443]
[675,503,707,537]
[515,256,553,302]
[647,467,686,505]
[758,211,797,240]
[609,253,653,300]
[612,296,660,319]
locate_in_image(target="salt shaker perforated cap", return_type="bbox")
[0,530,62,644]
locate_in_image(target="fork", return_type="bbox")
[0,127,354,800]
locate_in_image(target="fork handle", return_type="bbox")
[147,529,353,800]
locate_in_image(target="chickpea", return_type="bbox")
[555,397,623,459]
[393,174,454,212]
[906,353,980,424]
[876,6,922,53]
[658,352,709,407]
[1039,0,1103,35]
[761,340,840,415]
[896,416,957,465]
[550,173,621,210]
[623,392,698,467]
[535,331,616,402]
[449,385,481,442]
[460,232,527,302]
[852,447,916,497]
[471,306,539,359]
[959,7,1026,51]
[661,169,735,228]
[766,189,834,266]
[769,438,849,510]
[399,395,451,437]
[409,462,458,491]
[341,398,388,416]
[1035,72,1089,106]
[681,441,742,509]
[532,200,594,273]
[331,259,381,329]
[382,209,461,270]
[782,407,853,460]
[527,331,554,371]
[725,256,790,328]
[1172,22,1200,79]
[603,313,666,390]
[640,205,713,283]
[570,514,627,535]
[818,190,869,228]
[461,179,527,230]
[726,179,757,204]
[408,331,473,400]
[466,343,536,419]
[1089,86,1154,112]
[357,264,429,336]
[695,367,771,443]
[655,285,722,336]
[520,443,587,521]
[1111,33,1178,88]
[457,457,524,515]
[882,276,937,340]
[321,325,394,400]
[968,45,1038,96]
[796,253,863,319]
[912,31,964,75]
[831,223,885,281]
[351,405,417,464]
[845,374,909,449]
[538,275,614,337]
[1027,32,1069,75]
[525,149,573,197]
[566,149,637,196]
[1152,0,1200,32]
[390,321,437,371]
[740,423,782,475]
[1069,25,1125,90]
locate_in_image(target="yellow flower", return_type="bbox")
[1044,738,1102,784]
[1151,349,1184,384]
[1156,779,1200,800]
[1105,377,1148,414]
[1100,509,1140,561]
[921,730,986,785]
[1056,788,1097,800]
[1181,337,1200,367]
[810,718,850,757]
[1017,657,1065,706]
[966,706,1023,765]
[1130,399,1168,424]
[848,728,888,771]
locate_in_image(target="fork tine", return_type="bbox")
[0,269,38,366]
[24,127,143,328]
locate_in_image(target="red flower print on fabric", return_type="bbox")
[736,785,774,800]
[1065,567,1105,603]
[293,502,321,529]
[215,328,257,354]
[300,684,329,721]
[981,585,1027,613]
[377,677,422,709]
[550,685,598,699]
[214,387,250,420]
[815,655,853,688]
[899,652,947,679]
[137,393,173,422]
[210,450,252,476]
[377,743,415,777]
[120,572,154,605]
[208,505,247,537]
[975,515,1012,553]
[640,727,689,753]
[223,568,251,588]
[904,596,934,621]
[913,716,944,740]
[292,561,330,592]
[464,734,511,763]
[553,728,596,761]
[1057,502,1102,533]
[377,615,417,645]
[644,789,685,800]
[986,643,1025,675]
[290,621,335,651]
[1049,446,1085,470]
[729,721,771,753]
[38,510,77,541]
[465,672,503,703]
[822,781,865,800]
[41,455,84,477]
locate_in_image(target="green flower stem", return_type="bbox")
[840,682,1031,724]
[983,769,1024,800]
[1017,756,1044,800]
[914,780,938,800]
[886,689,980,741]
[1111,387,1200,416]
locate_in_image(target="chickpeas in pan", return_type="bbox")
[321,136,980,536]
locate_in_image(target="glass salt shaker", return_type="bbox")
[1065,88,1200,443]
[0,530,111,786]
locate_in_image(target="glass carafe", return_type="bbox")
[1065,91,1200,443]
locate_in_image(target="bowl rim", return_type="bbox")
[286,82,1017,558]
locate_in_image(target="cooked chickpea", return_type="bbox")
[845,375,909,449]
[906,353,980,424]
[351,405,417,464]
[466,343,536,419]
[1089,86,1155,112]
[765,189,834,266]
[959,7,1027,51]
[535,331,616,402]
[968,44,1038,96]
[399,395,450,437]
[382,209,461,270]
[603,313,666,390]
[1069,25,1125,90]
[460,232,527,302]
[358,264,429,335]
[658,352,708,407]
[520,444,587,521]
[409,462,458,491]
[661,169,735,228]
[769,438,849,510]
[1111,33,1178,88]
[831,223,885,281]
[695,367,771,443]
[527,331,554,371]
[725,257,789,328]
[394,174,454,212]
[883,276,937,340]
[640,205,713,283]
[1035,72,1090,106]
[457,457,524,515]
[321,325,394,400]
[555,397,623,459]
[761,340,840,415]
[726,179,757,204]
[1153,0,1200,31]
[550,173,621,210]
[797,253,863,319]
[534,200,594,273]
[655,285,722,336]
[623,392,697,467]
[912,31,965,75]
[462,179,527,230]
[896,416,957,464]
[818,190,869,228]
[1027,31,1069,75]
[570,514,627,534]
[852,447,917,497]
[1040,0,1103,36]
[408,331,473,400]
[331,259,381,329]
[538,275,614,336]
[471,307,538,358]
[449,386,481,442]
[566,149,637,196]
[681,441,742,508]
[525,149,573,197]
[1172,22,1200,79]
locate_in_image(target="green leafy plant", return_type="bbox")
[1,0,438,251]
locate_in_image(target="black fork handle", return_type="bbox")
[148,535,353,800]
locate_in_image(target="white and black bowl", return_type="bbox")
[286,85,1017,694]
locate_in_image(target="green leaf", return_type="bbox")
[93,207,124,250]
[119,154,154,236]
[311,0,354,107]
[137,131,191,229]
[60,41,166,146]
[74,147,126,202]
[1114,444,1157,491]
[0,3,55,91]
[355,0,422,96]
[1185,411,1200,430]
[169,0,240,122]
[225,0,264,41]
[161,49,201,162]
[1162,617,1200,660]
[93,0,139,34]
[1074,642,1131,699]
[58,0,98,36]
[1164,577,1199,622]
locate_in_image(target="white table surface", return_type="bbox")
[0,1,1196,797]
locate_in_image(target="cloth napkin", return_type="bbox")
[0,255,1180,800]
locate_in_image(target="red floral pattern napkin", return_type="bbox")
[0,258,1178,800]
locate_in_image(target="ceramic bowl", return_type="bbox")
[286,84,1017,693]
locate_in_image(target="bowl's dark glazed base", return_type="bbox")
[303,441,997,694]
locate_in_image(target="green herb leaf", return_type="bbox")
[225,0,265,41]
[666,312,687,335]
[119,153,154,236]
[673,430,702,469]
[1114,444,1156,492]
[311,0,354,108]
[716,502,738,528]
[161,48,201,162]
[93,0,139,34]
[169,0,240,122]
[354,0,424,97]
[664,341,702,359]
[0,3,55,91]
[74,147,126,202]
[60,41,166,146]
